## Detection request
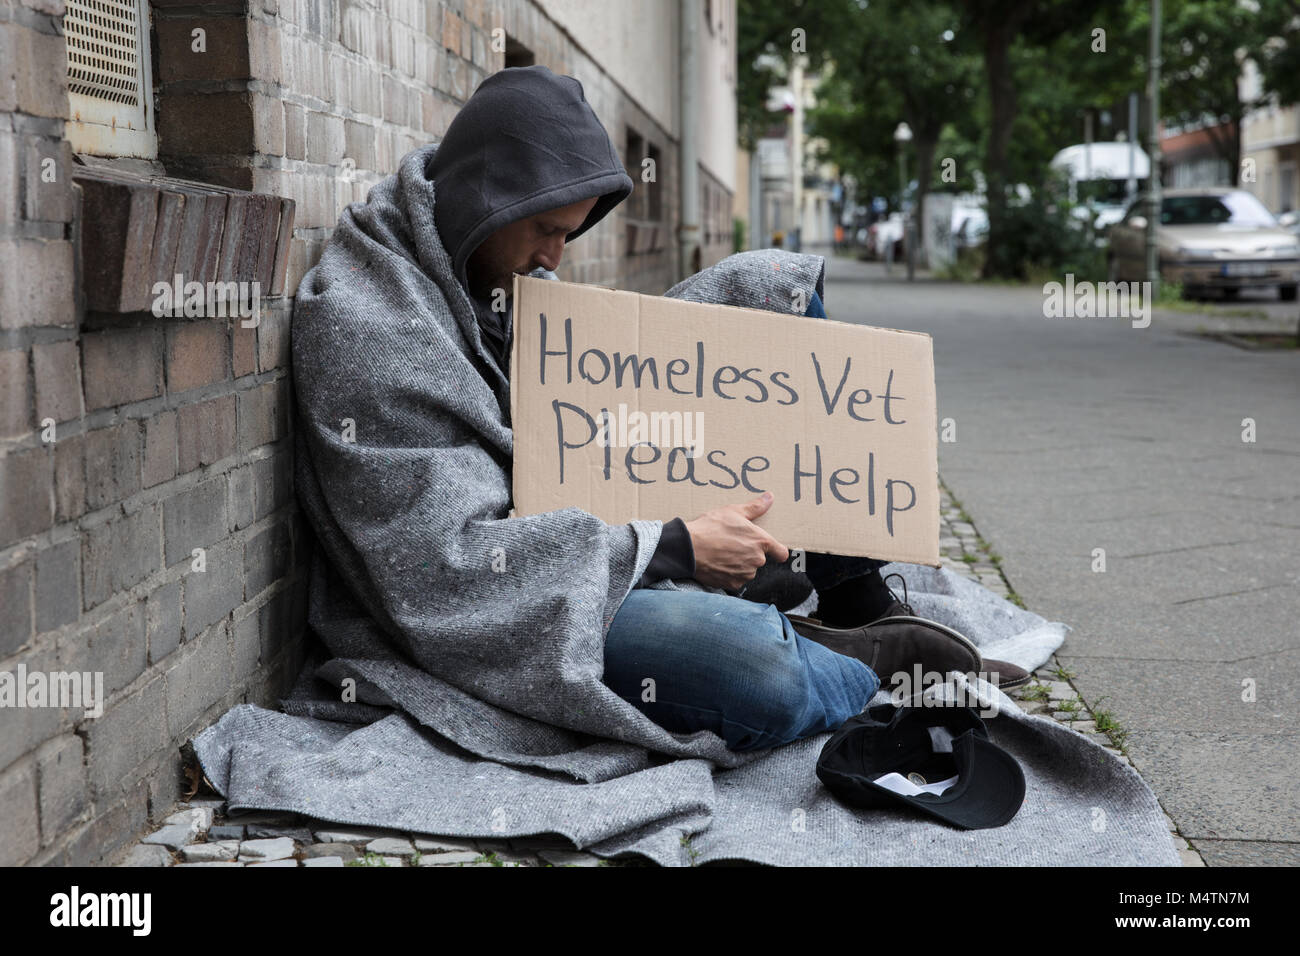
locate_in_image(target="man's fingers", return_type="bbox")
[759,532,790,564]
[736,491,774,520]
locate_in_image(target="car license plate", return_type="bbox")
[1221,262,1270,277]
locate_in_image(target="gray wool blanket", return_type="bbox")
[192,145,1178,865]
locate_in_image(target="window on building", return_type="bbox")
[64,0,158,159]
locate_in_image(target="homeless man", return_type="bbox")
[290,65,1001,757]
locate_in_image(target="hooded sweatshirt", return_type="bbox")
[428,65,693,587]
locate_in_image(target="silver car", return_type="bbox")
[1107,187,1300,301]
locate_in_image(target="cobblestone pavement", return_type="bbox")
[113,480,1197,867]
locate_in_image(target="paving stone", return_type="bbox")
[539,849,602,867]
[299,842,357,861]
[247,824,315,842]
[417,850,481,866]
[1179,848,1206,867]
[247,858,299,867]
[302,842,359,860]
[208,824,246,841]
[303,856,345,867]
[141,823,199,849]
[120,844,175,866]
[1071,720,1097,734]
[366,837,415,856]
[313,826,400,843]
[380,856,404,867]
[238,837,295,861]
[166,807,214,831]
[181,841,239,862]
[175,861,244,867]
[1045,681,1077,699]
[412,836,478,853]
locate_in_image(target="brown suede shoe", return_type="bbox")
[981,659,1031,690]
[786,613,981,688]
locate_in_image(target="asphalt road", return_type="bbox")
[823,252,1300,866]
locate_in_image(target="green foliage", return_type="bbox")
[982,170,1106,281]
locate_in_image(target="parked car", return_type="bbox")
[1107,188,1300,300]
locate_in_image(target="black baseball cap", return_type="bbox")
[815,695,1026,830]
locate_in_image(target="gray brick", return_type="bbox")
[165,619,232,738]
[0,349,32,439]
[31,339,83,424]
[81,503,160,610]
[0,642,62,772]
[344,119,377,172]
[141,411,177,488]
[233,609,259,681]
[249,452,288,520]
[83,423,141,512]
[85,677,167,803]
[0,446,53,546]
[53,432,85,522]
[238,379,287,452]
[163,477,228,567]
[145,579,182,664]
[58,601,145,699]
[58,777,150,866]
[0,129,16,224]
[0,238,74,330]
[176,394,237,474]
[227,464,256,530]
[256,306,290,371]
[0,757,40,865]
[35,538,78,633]
[80,327,163,410]
[23,136,75,224]
[284,103,306,160]
[0,559,33,658]
[183,541,241,637]
[305,111,345,165]
[244,521,290,599]
[36,734,87,843]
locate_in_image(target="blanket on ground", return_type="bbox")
[192,146,1177,865]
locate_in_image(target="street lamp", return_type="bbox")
[894,122,914,280]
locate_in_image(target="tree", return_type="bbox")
[808,0,980,252]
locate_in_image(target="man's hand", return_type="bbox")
[684,492,790,592]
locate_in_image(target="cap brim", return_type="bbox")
[887,733,1025,830]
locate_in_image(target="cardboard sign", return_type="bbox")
[509,275,939,565]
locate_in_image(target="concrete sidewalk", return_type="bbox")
[823,252,1299,866]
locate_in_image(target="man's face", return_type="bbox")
[465,196,598,300]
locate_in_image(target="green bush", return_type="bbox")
[983,172,1106,283]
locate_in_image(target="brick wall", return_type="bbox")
[1,0,724,866]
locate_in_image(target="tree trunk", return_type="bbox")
[914,134,937,263]
[982,21,1019,278]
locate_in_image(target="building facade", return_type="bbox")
[0,0,736,866]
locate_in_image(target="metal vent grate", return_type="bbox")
[65,0,142,107]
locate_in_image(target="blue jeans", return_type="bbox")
[602,287,886,752]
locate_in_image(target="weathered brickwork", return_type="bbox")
[1,0,732,866]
